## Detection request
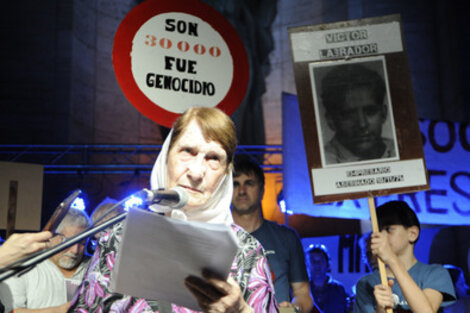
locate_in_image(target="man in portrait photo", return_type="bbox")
[311,58,398,166]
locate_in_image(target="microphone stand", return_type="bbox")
[0,211,127,282]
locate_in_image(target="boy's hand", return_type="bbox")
[373,279,395,312]
[370,231,395,264]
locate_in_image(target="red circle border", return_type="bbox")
[112,0,250,128]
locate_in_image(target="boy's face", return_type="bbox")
[382,224,419,255]
[326,87,387,158]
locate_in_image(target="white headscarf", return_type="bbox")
[149,129,234,225]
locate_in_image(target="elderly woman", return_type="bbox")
[68,107,277,313]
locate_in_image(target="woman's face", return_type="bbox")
[166,120,228,211]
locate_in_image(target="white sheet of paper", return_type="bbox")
[109,208,239,311]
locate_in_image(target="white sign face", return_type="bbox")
[113,0,249,127]
[290,21,403,63]
[311,159,428,196]
[131,12,233,113]
[0,162,43,231]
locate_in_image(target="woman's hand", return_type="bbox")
[185,269,252,313]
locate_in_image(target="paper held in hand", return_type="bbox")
[109,208,239,311]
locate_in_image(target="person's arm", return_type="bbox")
[13,302,70,313]
[279,228,312,313]
[285,281,312,313]
[388,259,443,312]
[0,232,52,267]
[372,231,443,313]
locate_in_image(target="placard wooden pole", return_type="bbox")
[6,180,18,239]
[368,197,393,313]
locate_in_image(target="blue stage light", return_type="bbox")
[278,190,293,215]
[71,197,86,211]
[124,195,143,211]
[279,199,287,213]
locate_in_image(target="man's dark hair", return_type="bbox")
[305,244,331,272]
[233,156,265,187]
[320,62,386,113]
[377,200,420,243]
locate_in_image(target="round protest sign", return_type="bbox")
[113,0,249,127]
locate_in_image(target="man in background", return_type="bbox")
[231,157,313,313]
[0,208,91,313]
[306,244,350,313]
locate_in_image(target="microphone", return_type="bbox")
[138,187,189,210]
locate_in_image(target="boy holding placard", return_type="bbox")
[354,201,456,313]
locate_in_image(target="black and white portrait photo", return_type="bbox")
[309,56,399,167]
